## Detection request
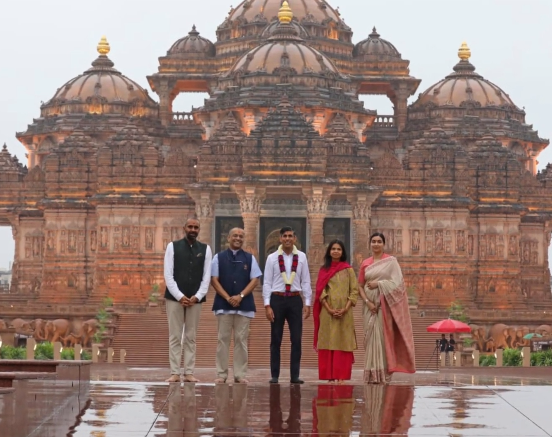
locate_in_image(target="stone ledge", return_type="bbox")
[440,366,552,378]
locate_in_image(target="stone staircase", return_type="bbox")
[110,293,446,371]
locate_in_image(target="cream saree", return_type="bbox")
[363,256,415,383]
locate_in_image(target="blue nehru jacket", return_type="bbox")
[212,249,256,312]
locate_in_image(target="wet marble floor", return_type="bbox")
[2,366,552,436]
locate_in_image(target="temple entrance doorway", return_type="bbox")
[0,224,14,292]
[214,217,245,254]
[259,218,307,270]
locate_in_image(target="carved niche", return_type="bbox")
[90,230,97,252]
[411,229,421,253]
[145,227,155,251]
[99,227,109,250]
[456,230,466,252]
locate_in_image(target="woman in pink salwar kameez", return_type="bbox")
[358,232,415,384]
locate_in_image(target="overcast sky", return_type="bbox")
[1,0,552,269]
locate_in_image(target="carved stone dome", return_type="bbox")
[168,25,215,57]
[41,37,158,118]
[353,27,402,60]
[413,43,520,110]
[261,19,310,39]
[228,21,339,76]
[228,0,342,24]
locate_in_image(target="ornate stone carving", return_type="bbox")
[90,230,97,252]
[307,196,329,215]
[196,202,214,219]
[145,227,154,250]
[353,203,370,220]
[239,195,262,214]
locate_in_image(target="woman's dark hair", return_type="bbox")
[370,232,386,245]
[323,239,348,269]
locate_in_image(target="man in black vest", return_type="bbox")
[164,218,212,383]
[211,227,262,383]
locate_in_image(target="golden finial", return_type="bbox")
[97,36,110,56]
[278,1,293,24]
[458,41,471,61]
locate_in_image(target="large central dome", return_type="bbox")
[228,0,342,23]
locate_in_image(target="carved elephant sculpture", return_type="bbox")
[30,318,48,341]
[485,338,496,352]
[535,325,552,337]
[61,333,83,348]
[486,323,509,351]
[0,319,7,330]
[513,326,530,348]
[469,324,487,351]
[44,319,71,344]
[80,319,98,347]
[9,318,33,335]
[504,327,519,348]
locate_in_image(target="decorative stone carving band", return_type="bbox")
[239,195,262,214]
[353,203,370,220]
[307,196,329,215]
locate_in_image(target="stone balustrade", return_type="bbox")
[373,115,395,128]
[171,112,195,125]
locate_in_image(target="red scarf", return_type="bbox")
[313,261,351,352]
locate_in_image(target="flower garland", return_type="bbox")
[277,244,299,294]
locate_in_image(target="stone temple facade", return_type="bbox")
[1,0,552,313]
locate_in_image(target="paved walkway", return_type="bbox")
[2,365,552,436]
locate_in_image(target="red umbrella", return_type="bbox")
[426,319,471,333]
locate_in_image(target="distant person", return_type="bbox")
[358,232,415,384]
[163,218,212,383]
[447,334,456,352]
[211,227,262,384]
[263,226,311,384]
[439,334,449,353]
[313,239,358,384]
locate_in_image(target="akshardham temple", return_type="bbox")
[2,0,552,365]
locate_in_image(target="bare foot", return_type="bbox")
[165,375,181,383]
[337,380,344,385]
[183,375,200,383]
[214,378,226,384]
[328,379,336,384]
[234,378,249,384]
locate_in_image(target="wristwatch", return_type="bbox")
[239,293,245,298]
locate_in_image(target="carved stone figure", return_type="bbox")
[90,230,97,251]
[0,319,7,330]
[486,323,509,350]
[435,230,443,251]
[44,319,71,344]
[47,231,55,251]
[62,333,83,348]
[145,227,154,250]
[469,324,487,351]
[468,235,474,256]
[100,227,109,248]
[122,226,131,247]
[80,318,98,346]
[9,318,33,335]
[411,230,420,251]
[456,230,465,251]
[68,231,77,252]
[30,318,48,341]
[535,325,552,336]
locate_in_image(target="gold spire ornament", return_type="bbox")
[97,36,111,56]
[458,41,471,61]
[278,1,293,24]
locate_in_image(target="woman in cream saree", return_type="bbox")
[358,232,415,383]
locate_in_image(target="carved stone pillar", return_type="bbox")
[157,79,174,127]
[303,186,335,268]
[9,218,20,293]
[348,192,380,271]
[392,83,409,132]
[235,186,265,259]
[189,190,219,248]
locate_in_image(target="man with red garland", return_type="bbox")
[263,226,312,384]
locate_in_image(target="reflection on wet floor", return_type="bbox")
[3,371,552,436]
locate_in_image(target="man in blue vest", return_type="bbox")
[211,227,262,383]
[164,218,212,383]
